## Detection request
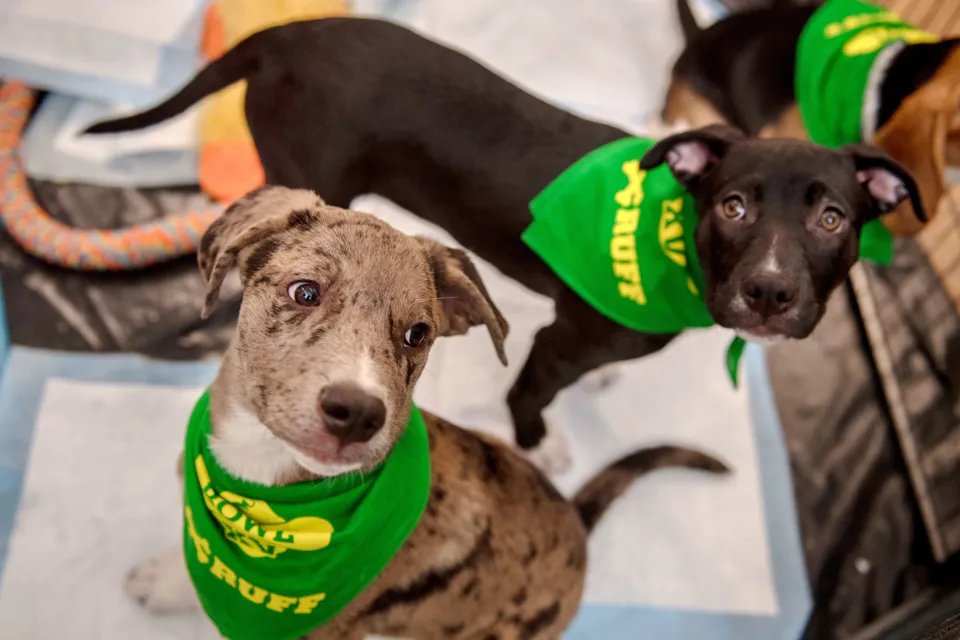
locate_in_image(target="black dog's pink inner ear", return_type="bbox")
[666,141,714,179]
[856,168,909,213]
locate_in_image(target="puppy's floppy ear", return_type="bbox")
[639,124,747,188]
[841,144,927,223]
[197,185,325,318]
[418,238,509,366]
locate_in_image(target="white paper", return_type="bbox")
[15,0,198,45]
[0,0,200,86]
[0,380,221,639]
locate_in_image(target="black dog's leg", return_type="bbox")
[507,294,677,450]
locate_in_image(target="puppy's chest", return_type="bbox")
[522,137,713,335]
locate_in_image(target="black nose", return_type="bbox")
[742,275,799,317]
[318,383,386,446]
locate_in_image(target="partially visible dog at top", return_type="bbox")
[124,185,730,640]
[664,0,957,238]
[85,17,926,472]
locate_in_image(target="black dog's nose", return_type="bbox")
[319,383,386,446]
[742,275,799,317]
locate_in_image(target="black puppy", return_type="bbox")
[663,0,960,237]
[85,18,925,466]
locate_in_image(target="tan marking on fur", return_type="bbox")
[758,104,808,141]
[873,47,960,236]
[661,79,729,129]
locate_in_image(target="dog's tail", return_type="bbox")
[83,32,264,135]
[574,446,729,533]
[676,0,701,42]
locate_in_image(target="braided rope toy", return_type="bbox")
[0,81,223,270]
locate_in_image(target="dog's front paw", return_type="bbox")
[525,429,573,476]
[125,549,200,614]
[580,364,622,392]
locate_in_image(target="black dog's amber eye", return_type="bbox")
[819,208,844,232]
[403,323,430,348]
[287,281,322,306]
[721,196,746,221]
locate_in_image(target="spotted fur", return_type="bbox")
[126,186,730,640]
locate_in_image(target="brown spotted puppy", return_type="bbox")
[125,185,729,639]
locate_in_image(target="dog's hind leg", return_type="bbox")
[507,293,676,474]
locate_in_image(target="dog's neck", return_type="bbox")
[207,391,304,486]
[864,39,959,139]
[205,350,360,487]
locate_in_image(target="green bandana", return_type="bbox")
[182,392,431,640]
[522,137,746,386]
[796,0,937,265]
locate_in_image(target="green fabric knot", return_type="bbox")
[726,336,748,388]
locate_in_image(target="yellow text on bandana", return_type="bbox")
[195,455,334,558]
[821,8,937,56]
[610,160,648,305]
[658,198,699,296]
[185,506,327,615]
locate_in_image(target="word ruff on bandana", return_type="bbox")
[522,137,746,384]
[182,392,431,640]
[796,0,937,265]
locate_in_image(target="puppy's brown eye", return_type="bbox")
[287,281,321,306]
[818,208,844,232]
[721,196,746,221]
[403,323,430,348]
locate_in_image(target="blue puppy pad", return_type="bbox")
[0,350,217,578]
[0,341,809,639]
[0,349,220,638]
[0,283,8,375]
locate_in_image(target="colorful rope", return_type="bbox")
[0,81,223,270]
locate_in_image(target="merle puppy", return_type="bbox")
[85,18,925,467]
